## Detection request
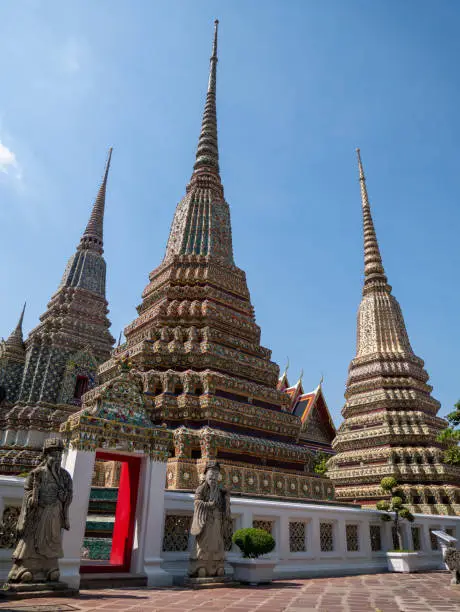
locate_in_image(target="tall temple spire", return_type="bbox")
[59,148,113,296]
[1,303,26,361]
[79,147,113,255]
[356,149,389,294]
[165,19,234,264]
[192,19,220,180]
[5,303,26,348]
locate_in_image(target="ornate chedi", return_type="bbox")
[0,150,115,473]
[327,150,460,515]
[93,21,334,503]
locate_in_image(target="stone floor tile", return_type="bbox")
[2,571,460,611]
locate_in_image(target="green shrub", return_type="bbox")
[391,496,403,508]
[232,528,275,559]
[313,452,329,475]
[380,476,398,492]
[398,508,414,522]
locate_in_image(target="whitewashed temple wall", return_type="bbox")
[162,491,460,580]
[1,475,460,582]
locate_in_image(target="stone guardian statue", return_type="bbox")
[188,461,231,578]
[8,438,73,584]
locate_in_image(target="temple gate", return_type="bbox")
[58,364,173,589]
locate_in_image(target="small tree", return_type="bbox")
[232,528,275,559]
[376,477,414,551]
[313,451,329,475]
[437,400,460,466]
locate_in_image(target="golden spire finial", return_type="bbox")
[212,19,219,60]
[80,147,113,255]
[192,20,221,180]
[356,148,389,294]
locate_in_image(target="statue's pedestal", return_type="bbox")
[184,576,237,589]
[0,581,78,600]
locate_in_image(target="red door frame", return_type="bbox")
[80,451,141,574]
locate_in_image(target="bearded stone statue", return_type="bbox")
[188,461,231,578]
[8,438,73,584]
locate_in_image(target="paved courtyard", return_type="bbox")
[0,572,460,612]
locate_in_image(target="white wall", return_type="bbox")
[1,475,459,583]
[162,491,460,580]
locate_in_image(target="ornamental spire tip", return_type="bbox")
[190,19,221,183]
[79,148,113,254]
[356,149,389,293]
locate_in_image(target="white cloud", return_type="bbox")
[0,141,17,173]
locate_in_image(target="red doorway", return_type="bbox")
[81,451,141,574]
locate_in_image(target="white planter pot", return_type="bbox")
[386,552,420,573]
[230,559,276,585]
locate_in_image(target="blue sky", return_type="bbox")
[1,0,459,426]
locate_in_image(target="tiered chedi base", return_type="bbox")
[97,254,334,502]
[328,349,460,515]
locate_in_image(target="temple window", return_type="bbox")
[289,521,307,552]
[194,385,204,396]
[427,495,436,505]
[162,514,192,552]
[346,524,359,552]
[320,522,334,552]
[154,384,163,396]
[369,525,382,551]
[412,495,422,504]
[253,519,274,536]
[391,526,399,549]
[429,529,439,550]
[411,526,422,551]
[225,518,237,551]
[73,375,89,401]
[441,496,450,504]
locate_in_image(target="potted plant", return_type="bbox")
[230,528,276,585]
[377,477,418,572]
